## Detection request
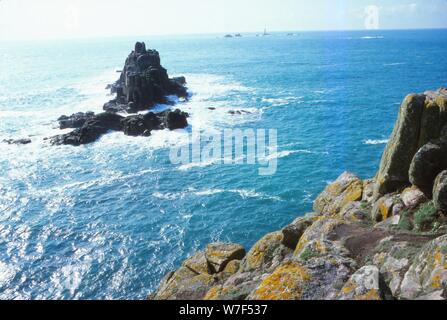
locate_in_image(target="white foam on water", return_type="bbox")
[383,62,406,66]
[364,139,389,145]
[360,36,385,40]
[152,187,282,202]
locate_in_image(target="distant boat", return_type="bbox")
[224,34,233,38]
[235,33,242,37]
[263,28,271,36]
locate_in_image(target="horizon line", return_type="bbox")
[1,26,447,43]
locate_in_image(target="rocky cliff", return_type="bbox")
[150,88,447,301]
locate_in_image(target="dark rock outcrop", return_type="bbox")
[409,141,447,195]
[58,112,95,129]
[51,43,190,146]
[104,42,188,114]
[51,113,124,146]
[52,109,189,145]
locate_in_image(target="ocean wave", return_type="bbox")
[360,36,384,40]
[383,62,406,66]
[364,139,389,145]
[153,188,282,202]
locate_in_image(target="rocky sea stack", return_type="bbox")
[51,42,189,146]
[151,88,447,300]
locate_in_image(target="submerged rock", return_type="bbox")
[3,138,32,145]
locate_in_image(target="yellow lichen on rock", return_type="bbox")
[314,172,364,216]
[245,232,283,271]
[250,261,310,300]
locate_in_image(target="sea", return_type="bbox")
[0,29,446,299]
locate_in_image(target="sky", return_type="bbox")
[0,0,446,41]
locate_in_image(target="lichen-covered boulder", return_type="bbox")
[337,266,383,300]
[242,232,290,273]
[248,261,311,300]
[204,272,264,301]
[314,172,363,216]
[409,141,447,194]
[339,201,370,223]
[152,265,217,300]
[433,171,447,212]
[375,94,426,195]
[281,214,316,249]
[399,235,447,300]
[293,218,347,255]
[252,240,355,300]
[205,243,246,273]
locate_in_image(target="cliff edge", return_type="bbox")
[150,88,447,301]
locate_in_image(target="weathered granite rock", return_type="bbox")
[371,236,427,296]
[375,94,426,195]
[242,232,290,273]
[376,89,447,196]
[337,266,383,300]
[399,235,447,300]
[313,172,363,216]
[409,141,447,194]
[249,236,356,300]
[339,201,370,223]
[205,243,246,274]
[401,186,428,210]
[281,215,315,250]
[433,171,447,212]
[152,266,217,300]
[371,194,402,223]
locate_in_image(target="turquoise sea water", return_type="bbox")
[0,29,447,299]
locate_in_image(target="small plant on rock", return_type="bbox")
[414,201,439,232]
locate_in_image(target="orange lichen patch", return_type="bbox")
[246,232,282,270]
[341,285,355,295]
[353,289,381,301]
[223,260,241,275]
[251,262,311,300]
[431,274,442,289]
[379,200,391,221]
[341,181,364,209]
[204,286,221,300]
